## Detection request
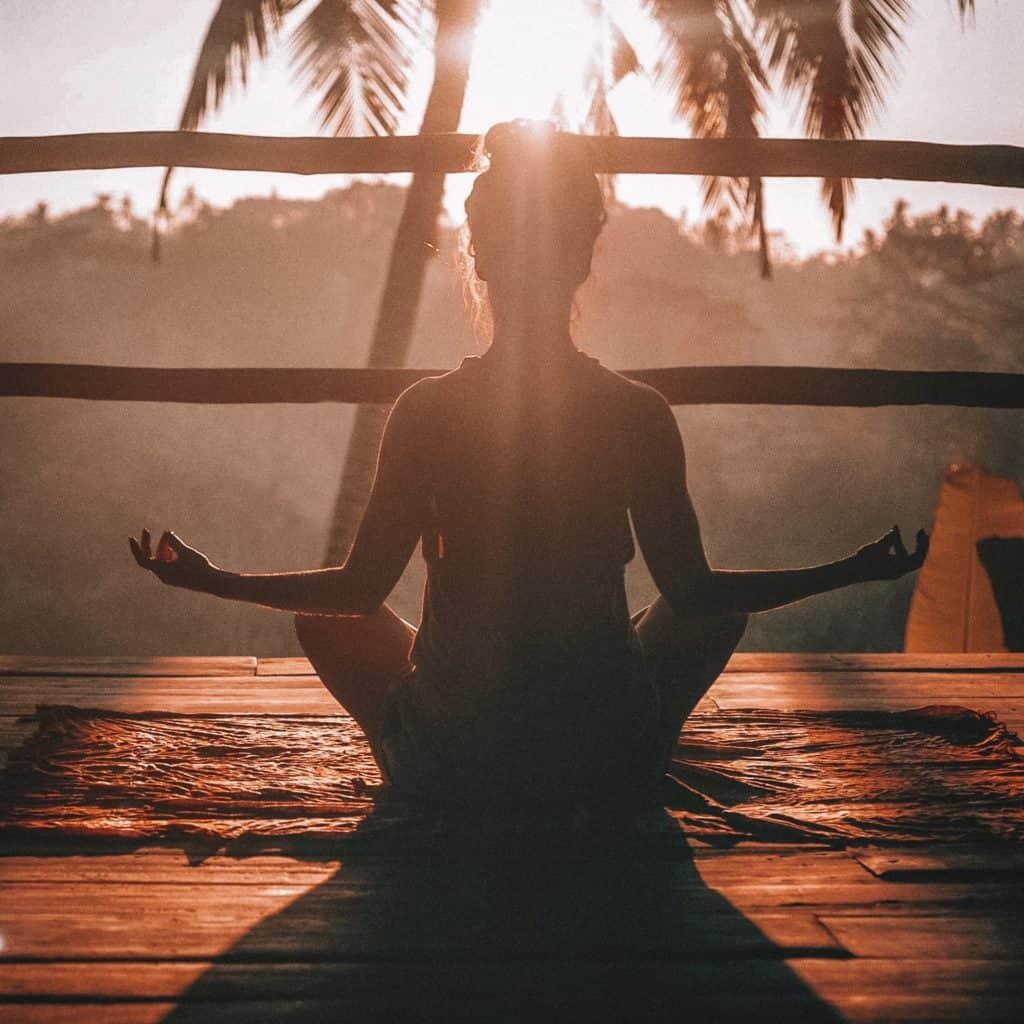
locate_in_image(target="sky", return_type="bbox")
[2,0,1023,255]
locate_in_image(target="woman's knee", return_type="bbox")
[293,611,332,648]
[638,598,747,644]
[294,608,415,676]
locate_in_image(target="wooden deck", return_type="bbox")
[2,653,1023,1023]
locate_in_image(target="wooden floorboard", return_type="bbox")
[855,846,1024,880]
[0,656,257,677]
[3,957,1023,1001]
[256,652,1024,676]
[0,677,343,716]
[2,653,1022,1022]
[6,671,1024,722]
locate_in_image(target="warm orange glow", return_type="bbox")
[462,0,611,129]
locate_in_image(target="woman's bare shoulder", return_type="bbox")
[586,360,670,421]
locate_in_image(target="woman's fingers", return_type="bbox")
[130,528,182,574]
[891,525,909,561]
[129,535,148,567]
[157,531,179,563]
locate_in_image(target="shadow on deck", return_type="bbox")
[2,653,1024,1022]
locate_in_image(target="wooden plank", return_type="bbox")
[0,845,841,884]
[0,675,326,691]
[725,653,1024,674]
[0,852,341,885]
[0,883,839,959]
[819,915,1024,959]
[5,652,1022,679]
[257,657,315,676]
[6,958,1024,1001]
[5,995,1023,1024]
[260,653,1024,677]
[706,675,1024,735]
[7,672,1024,716]
[825,995,1024,1022]
[711,671,1024,699]
[855,847,1024,881]
[0,677,343,715]
[3,860,1014,915]
[0,656,256,677]
[0,1007,172,1024]
[5,132,1023,186]
[0,695,341,714]
[706,882,1024,913]
[6,362,1024,409]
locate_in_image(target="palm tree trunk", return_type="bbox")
[322,0,479,567]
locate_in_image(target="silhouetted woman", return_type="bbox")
[132,121,928,810]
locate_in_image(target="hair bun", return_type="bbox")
[483,120,561,171]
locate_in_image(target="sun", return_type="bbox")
[460,0,612,131]
[445,0,649,222]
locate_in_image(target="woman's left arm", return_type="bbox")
[705,525,929,615]
[129,383,431,616]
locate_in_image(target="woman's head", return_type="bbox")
[464,121,606,307]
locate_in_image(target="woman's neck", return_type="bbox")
[485,281,578,364]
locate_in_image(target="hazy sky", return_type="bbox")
[3,0,1022,254]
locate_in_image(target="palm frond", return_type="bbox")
[155,0,300,255]
[645,1,772,274]
[289,0,421,137]
[580,1,640,136]
[754,0,909,239]
[180,0,302,132]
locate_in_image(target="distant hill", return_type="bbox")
[2,187,1022,654]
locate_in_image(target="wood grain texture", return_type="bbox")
[819,915,1024,960]
[0,677,342,715]
[0,656,256,677]
[4,957,1023,1000]
[5,362,1024,408]
[3,995,1023,1023]
[0,883,839,959]
[4,132,1023,185]
[855,847,1024,881]
[3,654,1023,1022]
[256,653,1024,677]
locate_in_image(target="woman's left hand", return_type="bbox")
[129,528,217,592]
[853,525,929,582]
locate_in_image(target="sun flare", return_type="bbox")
[461,0,612,130]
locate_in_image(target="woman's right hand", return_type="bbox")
[129,528,217,592]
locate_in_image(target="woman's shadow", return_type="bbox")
[158,808,847,1023]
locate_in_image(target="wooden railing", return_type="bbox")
[2,130,1022,409]
[2,363,1022,408]
[3,131,1023,186]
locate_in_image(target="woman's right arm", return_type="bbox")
[628,389,928,618]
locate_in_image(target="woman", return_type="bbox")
[131,121,928,810]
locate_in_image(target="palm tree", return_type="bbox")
[162,0,976,569]
[154,0,482,566]
[642,0,976,275]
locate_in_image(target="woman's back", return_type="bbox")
[390,347,664,801]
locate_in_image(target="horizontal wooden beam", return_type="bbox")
[2,131,1023,187]
[3,363,1023,408]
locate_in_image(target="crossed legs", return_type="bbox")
[634,597,748,773]
[294,598,747,785]
[293,605,415,781]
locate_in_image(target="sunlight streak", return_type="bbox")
[462,0,605,129]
